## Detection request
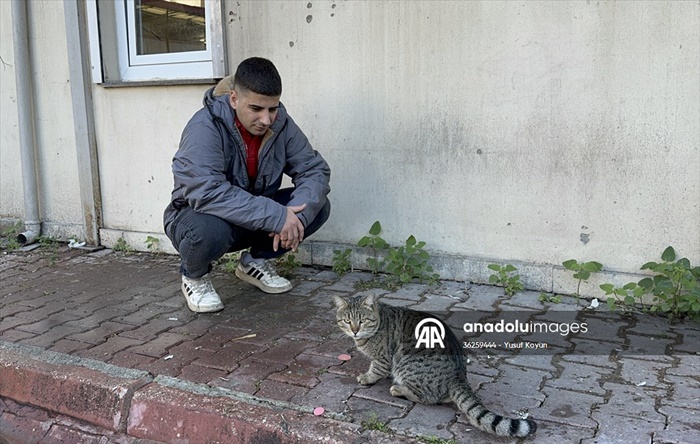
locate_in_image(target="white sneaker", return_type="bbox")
[235,259,293,294]
[181,275,224,313]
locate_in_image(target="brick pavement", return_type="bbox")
[0,245,699,443]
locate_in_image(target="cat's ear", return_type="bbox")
[332,295,348,310]
[360,294,376,308]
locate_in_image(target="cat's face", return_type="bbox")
[333,295,380,339]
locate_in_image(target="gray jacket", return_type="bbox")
[163,87,331,234]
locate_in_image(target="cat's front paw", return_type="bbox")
[357,373,379,385]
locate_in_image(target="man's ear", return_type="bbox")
[229,90,238,109]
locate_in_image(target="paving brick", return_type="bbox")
[256,337,317,363]
[256,379,309,402]
[618,357,674,388]
[0,329,36,342]
[18,325,86,349]
[598,382,666,423]
[582,413,657,444]
[289,372,358,411]
[666,354,700,377]
[480,419,592,444]
[454,285,504,311]
[39,425,106,444]
[0,315,34,333]
[211,355,286,394]
[127,332,190,358]
[64,306,130,329]
[49,339,93,355]
[544,362,611,396]
[177,363,228,385]
[351,378,413,409]
[74,336,145,361]
[345,396,407,427]
[389,403,457,441]
[0,411,51,444]
[410,294,458,312]
[193,341,267,372]
[530,387,602,429]
[661,374,700,409]
[66,321,136,345]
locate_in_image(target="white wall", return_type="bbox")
[0,1,84,239]
[1,1,698,284]
[226,0,700,272]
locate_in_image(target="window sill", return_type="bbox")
[99,78,221,88]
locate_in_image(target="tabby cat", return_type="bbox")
[333,294,537,438]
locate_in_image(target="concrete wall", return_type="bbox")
[226,0,699,273]
[0,0,85,240]
[1,1,698,290]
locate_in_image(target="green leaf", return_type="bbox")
[600,283,614,293]
[614,288,627,297]
[578,270,591,280]
[487,264,501,271]
[661,246,676,262]
[504,264,517,273]
[489,275,499,284]
[623,282,637,290]
[638,278,654,289]
[583,261,603,272]
[369,221,382,236]
[676,258,691,269]
[640,261,658,270]
[624,296,635,305]
[606,299,617,310]
[358,237,370,247]
[406,235,416,247]
[562,259,578,270]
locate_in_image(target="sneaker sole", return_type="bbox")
[235,267,293,294]
[181,283,224,313]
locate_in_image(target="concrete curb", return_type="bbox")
[0,342,416,444]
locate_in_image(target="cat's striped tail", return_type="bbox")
[450,384,537,438]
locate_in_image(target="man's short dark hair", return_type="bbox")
[233,57,282,96]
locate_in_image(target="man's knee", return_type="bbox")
[306,200,331,237]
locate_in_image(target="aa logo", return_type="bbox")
[414,317,445,349]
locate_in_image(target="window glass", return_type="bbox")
[134,0,207,56]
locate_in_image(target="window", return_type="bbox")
[87,0,226,83]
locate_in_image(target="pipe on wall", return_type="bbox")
[11,0,41,245]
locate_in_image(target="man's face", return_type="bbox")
[230,89,280,136]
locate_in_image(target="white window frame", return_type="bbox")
[87,0,226,83]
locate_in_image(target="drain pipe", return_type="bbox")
[11,0,41,245]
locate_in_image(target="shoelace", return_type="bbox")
[257,260,280,278]
[190,277,215,295]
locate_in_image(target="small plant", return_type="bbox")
[599,247,699,320]
[275,252,302,278]
[384,235,439,285]
[538,292,562,304]
[488,263,524,296]
[360,412,391,434]
[0,222,22,251]
[562,259,603,304]
[113,237,133,253]
[331,248,353,276]
[357,221,390,274]
[599,282,645,313]
[145,235,160,254]
[37,236,61,265]
[418,437,456,444]
[219,251,243,274]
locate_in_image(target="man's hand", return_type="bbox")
[271,204,307,252]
